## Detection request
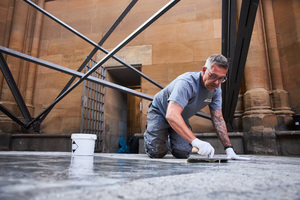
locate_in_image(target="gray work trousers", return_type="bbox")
[144,103,192,159]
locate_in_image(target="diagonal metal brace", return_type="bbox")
[39,0,138,124]
[0,45,211,125]
[0,52,32,122]
[0,46,154,101]
[222,0,259,128]
[23,0,164,90]
[23,0,211,122]
[0,102,26,128]
[24,0,180,128]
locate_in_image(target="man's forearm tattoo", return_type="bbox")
[170,101,181,107]
[211,110,231,147]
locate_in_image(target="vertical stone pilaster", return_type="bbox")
[242,3,277,133]
[0,0,15,96]
[232,92,244,132]
[0,0,29,132]
[242,2,278,155]
[261,0,294,130]
[25,0,45,114]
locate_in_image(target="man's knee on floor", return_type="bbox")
[171,149,190,159]
[145,146,168,158]
[147,151,167,158]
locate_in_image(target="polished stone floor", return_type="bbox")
[0,151,300,200]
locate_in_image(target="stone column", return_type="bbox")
[232,91,245,132]
[242,2,278,154]
[261,0,294,130]
[0,0,29,132]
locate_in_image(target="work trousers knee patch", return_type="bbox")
[171,149,190,159]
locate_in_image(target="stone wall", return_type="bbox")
[273,0,300,114]
[0,0,299,154]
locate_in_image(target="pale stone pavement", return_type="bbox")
[0,151,299,200]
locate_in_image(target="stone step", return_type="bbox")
[0,131,299,156]
[11,133,72,152]
[134,132,244,154]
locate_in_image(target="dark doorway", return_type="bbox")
[106,65,142,140]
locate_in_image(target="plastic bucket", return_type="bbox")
[71,134,97,156]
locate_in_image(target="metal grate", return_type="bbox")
[80,59,106,152]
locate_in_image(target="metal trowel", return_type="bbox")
[187,147,229,163]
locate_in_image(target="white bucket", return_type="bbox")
[71,134,97,156]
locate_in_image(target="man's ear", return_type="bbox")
[202,66,207,74]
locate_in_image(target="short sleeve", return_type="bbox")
[167,80,193,109]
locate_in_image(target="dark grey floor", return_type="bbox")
[0,151,300,200]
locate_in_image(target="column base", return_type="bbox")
[244,131,279,155]
[271,89,294,130]
[232,113,243,131]
[243,109,277,132]
[275,114,294,131]
[242,87,278,154]
[243,88,277,132]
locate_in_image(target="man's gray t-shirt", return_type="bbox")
[152,72,222,121]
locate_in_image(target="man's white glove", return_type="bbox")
[191,138,215,158]
[225,147,250,160]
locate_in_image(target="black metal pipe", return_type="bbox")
[225,0,259,125]
[39,0,138,123]
[25,0,179,128]
[0,52,32,122]
[0,46,153,101]
[23,0,164,90]
[58,0,138,94]
[0,45,211,123]
[0,102,26,128]
[221,0,229,119]
[222,0,229,57]
[229,0,237,60]
[195,111,211,120]
[222,0,237,126]
[1,0,213,129]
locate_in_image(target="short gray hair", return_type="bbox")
[205,54,229,70]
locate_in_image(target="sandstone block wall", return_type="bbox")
[0,0,299,154]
